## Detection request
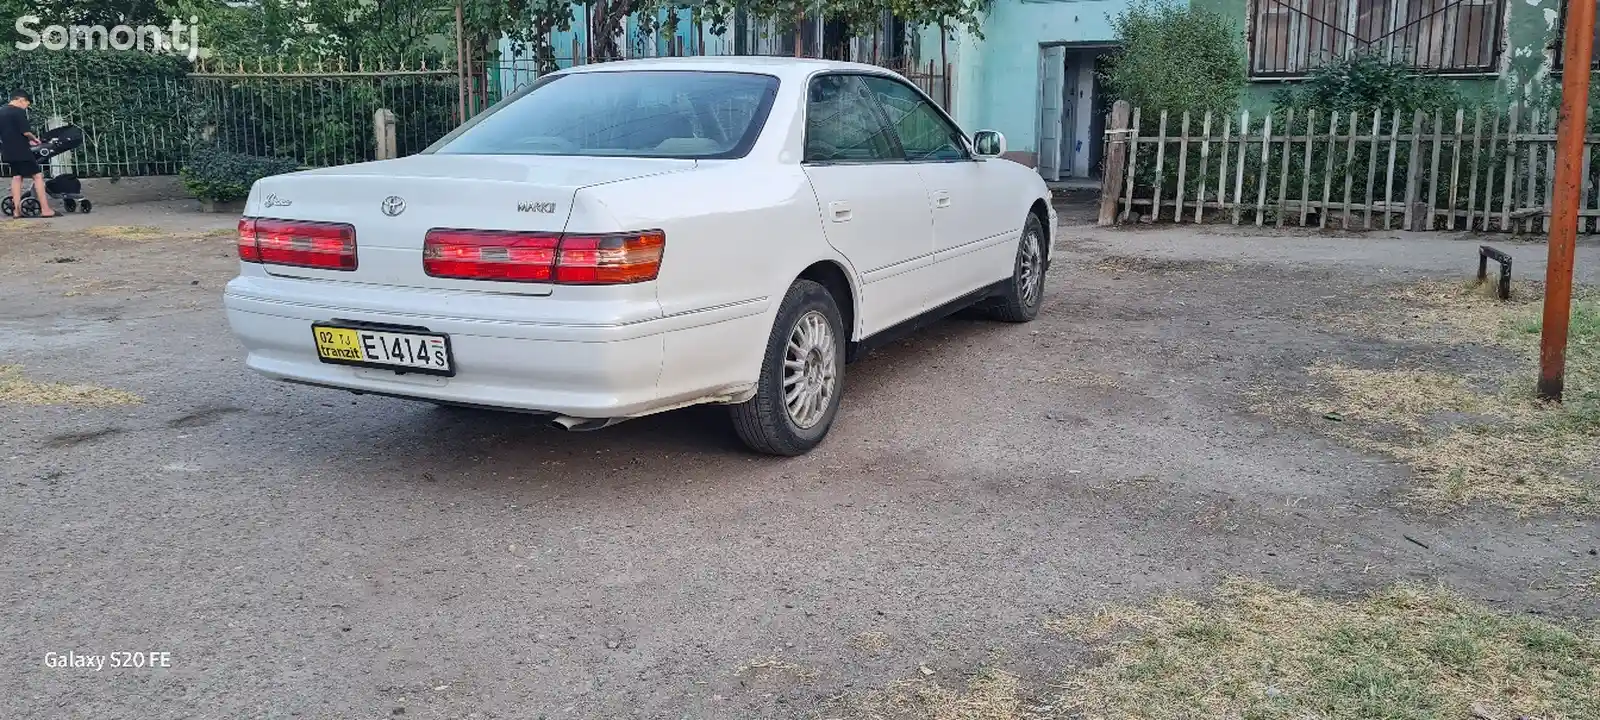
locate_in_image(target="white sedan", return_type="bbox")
[224,56,1055,455]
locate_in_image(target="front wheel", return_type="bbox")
[730,279,846,456]
[987,213,1047,323]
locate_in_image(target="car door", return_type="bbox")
[857,75,1013,299]
[801,73,936,338]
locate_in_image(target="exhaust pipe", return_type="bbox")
[549,416,623,432]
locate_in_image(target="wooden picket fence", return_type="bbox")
[1095,100,1600,234]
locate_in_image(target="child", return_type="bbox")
[1,90,56,219]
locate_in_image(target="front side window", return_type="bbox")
[804,74,899,163]
[858,76,968,162]
[434,70,778,158]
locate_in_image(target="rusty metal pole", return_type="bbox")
[1538,0,1596,401]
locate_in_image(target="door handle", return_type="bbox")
[932,191,951,209]
[829,201,852,222]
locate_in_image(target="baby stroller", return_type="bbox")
[2,124,91,217]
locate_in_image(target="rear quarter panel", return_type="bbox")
[577,161,835,399]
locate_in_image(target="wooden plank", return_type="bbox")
[1217,115,1232,220]
[1500,104,1520,232]
[1582,135,1594,234]
[1446,109,1463,230]
[1384,108,1400,230]
[1544,107,1556,234]
[1342,111,1358,228]
[1151,110,1168,222]
[1232,110,1250,225]
[1402,110,1423,231]
[1364,109,1381,229]
[1276,109,1293,227]
[1174,111,1191,222]
[1300,109,1316,226]
[1524,108,1539,234]
[1120,107,1141,223]
[1427,111,1443,230]
[1482,108,1501,230]
[1320,111,1338,228]
[1465,108,1482,230]
[1098,101,1132,226]
[1194,111,1213,224]
[1254,113,1272,226]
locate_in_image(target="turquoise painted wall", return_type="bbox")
[966,0,1125,155]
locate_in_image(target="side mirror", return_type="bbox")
[973,130,1006,158]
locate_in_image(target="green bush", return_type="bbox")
[1272,52,1463,116]
[180,147,301,202]
[0,49,191,177]
[1101,0,1246,118]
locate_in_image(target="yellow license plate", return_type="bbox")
[312,324,454,376]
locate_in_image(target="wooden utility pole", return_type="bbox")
[1538,0,1596,401]
[1098,101,1132,226]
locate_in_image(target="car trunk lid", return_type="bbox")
[248,154,695,295]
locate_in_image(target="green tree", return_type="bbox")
[1101,0,1245,116]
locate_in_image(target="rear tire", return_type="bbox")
[62,198,77,212]
[730,279,846,456]
[18,197,40,218]
[987,213,1046,323]
[78,199,92,214]
[1,196,12,217]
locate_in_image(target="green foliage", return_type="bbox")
[1273,52,1463,116]
[179,147,300,201]
[1102,0,1245,118]
[0,49,190,177]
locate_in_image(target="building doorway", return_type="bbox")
[1036,43,1116,183]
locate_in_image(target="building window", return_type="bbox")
[1250,0,1506,78]
[1552,0,1600,70]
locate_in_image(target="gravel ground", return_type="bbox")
[2,204,1597,718]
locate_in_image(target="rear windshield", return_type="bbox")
[434,70,779,159]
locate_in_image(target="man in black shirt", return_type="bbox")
[0,90,56,218]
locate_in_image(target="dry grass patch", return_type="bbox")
[735,654,817,681]
[1292,362,1597,512]
[85,225,237,243]
[1276,279,1600,513]
[86,225,172,242]
[1093,255,1233,275]
[1050,579,1600,720]
[0,364,140,405]
[850,631,892,654]
[1304,363,1487,431]
[822,668,1029,720]
[1324,279,1545,347]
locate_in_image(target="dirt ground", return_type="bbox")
[2,200,1597,719]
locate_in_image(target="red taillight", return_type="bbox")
[423,229,664,285]
[237,217,357,271]
[237,217,260,262]
[422,229,560,282]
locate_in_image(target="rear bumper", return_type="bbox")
[223,275,767,418]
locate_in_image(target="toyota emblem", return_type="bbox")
[381,196,406,217]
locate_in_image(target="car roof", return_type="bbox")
[553,56,896,81]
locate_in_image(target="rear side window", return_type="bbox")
[804,75,899,163]
[435,71,778,159]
